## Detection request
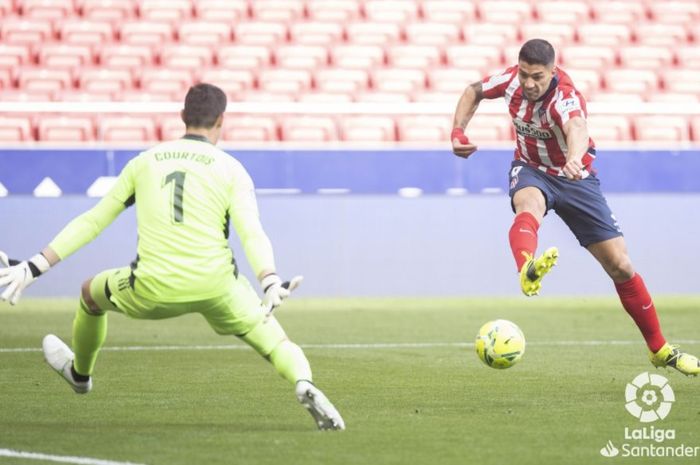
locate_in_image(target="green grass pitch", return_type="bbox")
[1,297,699,465]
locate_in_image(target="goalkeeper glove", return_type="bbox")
[260,273,303,313]
[0,251,51,305]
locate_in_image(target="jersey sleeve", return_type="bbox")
[481,67,516,99]
[49,158,137,259]
[552,87,587,126]
[228,166,275,279]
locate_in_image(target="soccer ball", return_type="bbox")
[475,319,526,369]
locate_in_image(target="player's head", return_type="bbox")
[182,83,227,142]
[517,39,556,102]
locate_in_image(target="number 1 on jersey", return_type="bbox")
[164,171,186,223]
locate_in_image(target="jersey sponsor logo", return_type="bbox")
[513,119,553,140]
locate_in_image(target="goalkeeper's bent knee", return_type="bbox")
[239,316,288,357]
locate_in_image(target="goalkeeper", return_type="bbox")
[0,83,344,431]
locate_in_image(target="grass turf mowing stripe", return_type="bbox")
[0,448,147,465]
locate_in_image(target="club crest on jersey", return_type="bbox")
[513,119,553,139]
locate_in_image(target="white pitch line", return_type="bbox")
[1,340,699,354]
[0,448,147,465]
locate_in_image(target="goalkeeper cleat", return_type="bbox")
[650,343,700,377]
[42,334,92,394]
[296,380,345,431]
[519,247,559,297]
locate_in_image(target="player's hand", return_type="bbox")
[451,128,478,159]
[261,273,303,310]
[562,159,584,181]
[0,252,51,305]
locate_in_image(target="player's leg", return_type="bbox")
[588,237,699,376]
[508,163,559,296]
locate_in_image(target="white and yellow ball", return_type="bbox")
[475,319,525,369]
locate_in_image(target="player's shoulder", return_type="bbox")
[554,68,583,97]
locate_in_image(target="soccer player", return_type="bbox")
[450,39,699,376]
[0,83,345,430]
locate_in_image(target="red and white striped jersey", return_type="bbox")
[481,65,596,177]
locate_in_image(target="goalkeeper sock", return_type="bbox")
[615,273,666,353]
[509,212,540,271]
[72,298,108,376]
[268,340,312,384]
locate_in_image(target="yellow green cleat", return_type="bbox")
[519,247,559,297]
[650,343,700,377]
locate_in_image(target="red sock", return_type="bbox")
[615,273,666,353]
[509,212,539,271]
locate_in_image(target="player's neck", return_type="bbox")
[184,128,215,144]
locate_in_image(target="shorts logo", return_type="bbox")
[513,119,553,139]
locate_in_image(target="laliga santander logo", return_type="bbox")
[624,372,675,423]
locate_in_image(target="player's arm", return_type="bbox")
[562,116,590,181]
[451,81,483,159]
[0,160,136,305]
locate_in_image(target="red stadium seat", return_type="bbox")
[80,0,136,24]
[16,67,73,93]
[646,93,700,104]
[478,1,534,24]
[617,46,674,70]
[339,115,396,142]
[0,18,54,46]
[274,45,329,70]
[238,91,296,102]
[139,68,193,97]
[289,21,344,45]
[0,90,53,101]
[159,115,185,140]
[257,68,312,94]
[250,0,304,22]
[648,1,700,24]
[178,21,232,46]
[223,115,278,142]
[532,1,590,24]
[119,21,174,47]
[0,116,33,141]
[577,23,633,46]
[98,116,158,142]
[233,21,288,45]
[0,68,12,89]
[371,68,427,94]
[99,44,154,71]
[53,90,113,101]
[634,23,690,47]
[159,45,215,70]
[37,116,95,141]
[354,91,411,102]
[444,45,503,72]
[115,90,176,101]
[467,115,514,143]
[661,69,700,94]
[634,116,689,142]
[560,46,617,71]
[78,68,133,93]
[588,92,643,103]
[586,115,632,144]
[0,44,32,70]
[138,0,193,24]
[690,117,700,142]
[217,44,272,69]
[18,0,73,20]
[296,92,354,103]
[420,0,477,23]
[305,0,361,22]
[396,116,451,143]
[0,0,12,16]
[385,44,442,69]
[363,0,419,22]
[603,69,659,95]
[37,43,93,70]
[403,22,461,46]
[329,44,385,70]
[675,46,700,69]
[426,67,481,94]
[590,2,647,23]
[314,68,369,94]
[280,116,338,142]
[194,0,247,23]
[59,20,115,49]
[462,23,519,46]
[520,23,576,45]
[345,22,402,45]
[198,68,256,97]
[411,91,460,102]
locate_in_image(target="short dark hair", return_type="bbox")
[518,39,555,67]
[182,83,227,128]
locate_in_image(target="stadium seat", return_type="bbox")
[403,21,461,46]
[78,68,133,94]
[314,68,369,94]
[18,0,73,20]
[588,92,643,103]
[119,21,174,47]
[420,0,477,23]
[646,93,700,104]
[462,23,519,46]
[37,116,95,141]
[532,1,590,23]
[194,0,247,22]
[0,0,11,16]
[257,68,312,95]
[520,23,576,45]
[329,44,386,70]
[233,21,288,45]
[648,1,700,24]
[0,68,11,89]
[223,115,278,142]
[115,90,175,101]
[675,46,700,69]
[296,92,353,103]
[690,116,700,142]
[289,21,344,45]
[159,115,185,140]
[363,0,420,22]
[0,44,32,70]
[634,23,690,46]
[0,18,54,46]
[80,0,136,24]
[58,20,115,49]
[250,0,304,22]
[217,44,272,69]
[586,115,632,144]
[478,1,534,24]
[280,116,338,142]
[339,115,396,142]
[559,46,617,71]
[411,91,460,102]
[617,46,674,69]
[371,68,427,94]
[99,44,154,71]
[274,45,329,70]
[304,0,361,22]
[0,116,33,141]
[238,91,296,102]
[198,68,256,97]
[178,22,232,46]
[590,1,647,23]
[661,69,700,94]
[634,116,689,142]
[16,67,73,93]
[0,90,53,101]
[159,45,215,70]
[396,116,451,143]
[426,67,481,93]
[466,115,514,143]
[98,116,158,142]
[385,44,442,69]
[345,22,402,45]
[138,0,193,24]
[53,90,113,101]
[444,45,503,72]
[354,91,411,102]
[603,69,659,95]
[577,23,633,46]
[37,43,93,70]
[139,68,193,97]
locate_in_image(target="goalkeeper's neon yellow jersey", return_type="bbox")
[49,135,275,301]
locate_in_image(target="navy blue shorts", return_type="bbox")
[508,160,623,247]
